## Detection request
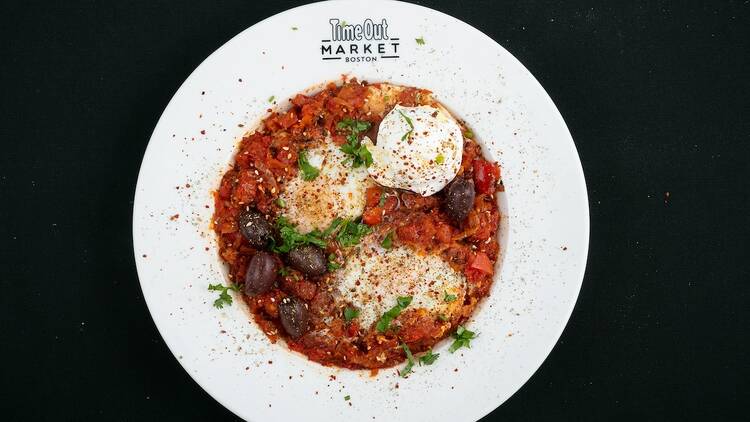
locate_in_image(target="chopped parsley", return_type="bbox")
[381,231,394,249]
[337,117,371,133]
[419,348,439,365]
[276,197,286,208]
[376,296,412,332]
[268,95,275,103]
[444,291,457,303]
[208,283,240,309]
[397,109,414,141]
[435,153,445,165]
[438,314,449,322]
[415,36,426,45]
[344,306,360,322]
[335,218,372,247]
[399,343,415,377]
[291,26,298,31]
[322,217,345,238]
[272,216,326,253]
[278,266,290,276]
[344,395,350,401]
[378,191,386,207]
[297,150,320,181]
[327,253,342,271]
[462,129,474,139]
[448,325,477,353]
[337,118,373,168]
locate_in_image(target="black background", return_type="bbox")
[1,1,747,420]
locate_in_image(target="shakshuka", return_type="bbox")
[212,78,502,373]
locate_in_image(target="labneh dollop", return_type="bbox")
[363,104,463,196]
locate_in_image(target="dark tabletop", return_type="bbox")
[1,1,747,420]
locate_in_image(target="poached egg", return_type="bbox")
[332,238,466,329]
[280,141,374,233]
[363,104,463,196]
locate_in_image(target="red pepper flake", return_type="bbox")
[169,214,179,221]
[142,254,147,258]
[200,130,206,135]
[201,91,205,95]
[239,78,243,82]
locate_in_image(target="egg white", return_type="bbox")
[363,104,463,196]
[332,238,466,329]
[280,141,374,233]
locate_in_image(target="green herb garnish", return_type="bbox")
[443,291,457,303]
[344,395,350,401]
[335,218,372,248]
[378,191,386,207]
[415,37,425,45]
[208,283,240,309]
[438,314,449,322]
[278,266,290,276]
[337,117,371,133]
[327,253,342,271]
[291,27,298,31]
[399,343,415,377]
[448,325,477,353]
[419,348,439,365]
[435,153,445,164]
[462,129,474,139]
[344,307,360,322]
[397,109,414,141]
[338,118,373,168]
[268,95,275,103]
[297,150,320,181]
[376,296,412,332]
[272,216,326,253]
[321,217,344,238]
[276,197,286,208]
[381,231,394,249]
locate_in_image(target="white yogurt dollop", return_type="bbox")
[363,104,463,196]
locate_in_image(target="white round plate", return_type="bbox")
[133,1,589,421]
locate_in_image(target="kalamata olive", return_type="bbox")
[278,296,310,339]
[287,245,327,276]
[244,251,278,296]
[237,208,273,248]
[443,177,475,223]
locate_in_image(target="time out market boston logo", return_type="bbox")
[321,18,400,62]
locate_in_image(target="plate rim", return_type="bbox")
[132,1,590,420]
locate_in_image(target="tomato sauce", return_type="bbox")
[212,79,502,369]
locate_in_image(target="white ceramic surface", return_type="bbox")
[133,1,589,421]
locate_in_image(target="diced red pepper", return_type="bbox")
[472,159,500,194]
[365,186,383,208]
[468,251,493,274]
[362,207,382,225]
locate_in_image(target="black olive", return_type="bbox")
[443,177,475,223]
[287,245,327,276]
[237,209,273,248]
[244,251,278,296]
[278,296,310,339]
